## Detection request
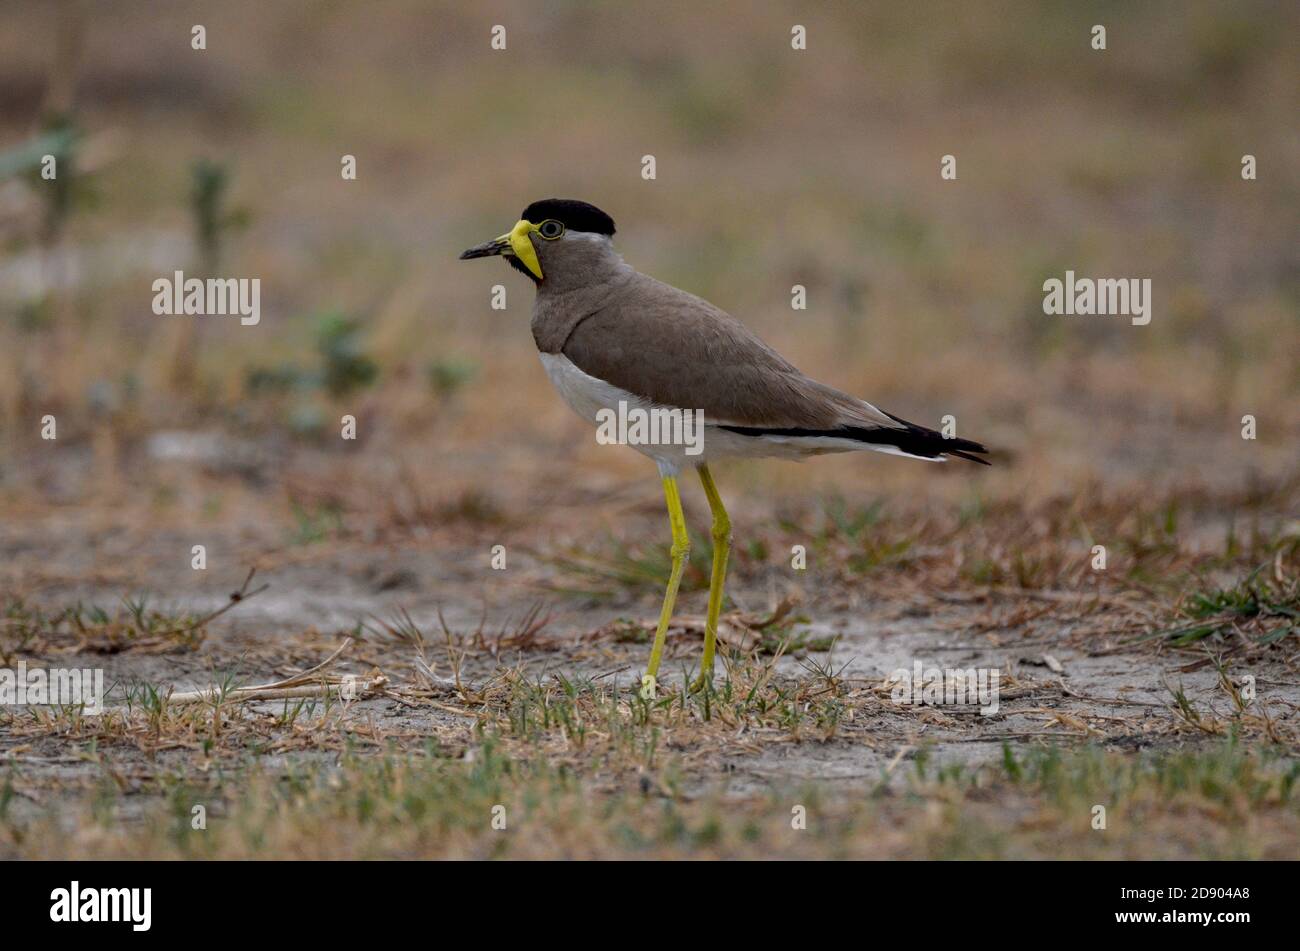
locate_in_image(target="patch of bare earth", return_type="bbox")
[2,453,1297,857]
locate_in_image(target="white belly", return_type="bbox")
[537,351,862,475]
[538,351,634,427]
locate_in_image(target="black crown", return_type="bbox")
[521,199,616,236]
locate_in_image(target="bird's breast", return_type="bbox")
[537,351,640,425]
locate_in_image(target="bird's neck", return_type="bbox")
[536,240,631,297]
[531,257,636,354]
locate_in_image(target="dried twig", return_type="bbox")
[163,636,385,705]
[152,567,270,639]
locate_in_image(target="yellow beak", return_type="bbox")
[458,219,543,280]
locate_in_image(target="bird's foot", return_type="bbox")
[688,669,714,695]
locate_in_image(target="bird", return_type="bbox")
[461,198,988,696]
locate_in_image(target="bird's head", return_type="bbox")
[458,198,617,284]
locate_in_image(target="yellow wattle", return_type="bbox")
[507,219,543,279]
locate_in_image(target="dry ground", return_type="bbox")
[2,432,1297,858]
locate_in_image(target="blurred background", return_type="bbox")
[0,0,1295,600]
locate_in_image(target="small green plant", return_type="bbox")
[244,313,380,429]
[289,499,344,545]
[316,312,379,397]
[20,116,86,249]
[427,358,477,398]
[2,595,208,657]
[1155,558,1299,649]
[189,158,249,272]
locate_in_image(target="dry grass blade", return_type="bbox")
[160,636,385,705]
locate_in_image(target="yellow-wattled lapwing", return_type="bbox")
[461,199,988,694]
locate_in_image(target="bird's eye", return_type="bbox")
[538,219,564,239]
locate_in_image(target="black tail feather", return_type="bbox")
[878,410,990,465]
[719,413,991,465]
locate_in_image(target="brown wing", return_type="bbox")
[560,272,898,430]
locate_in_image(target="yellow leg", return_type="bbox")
[691,463,730,693]
[643,475,690,694]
